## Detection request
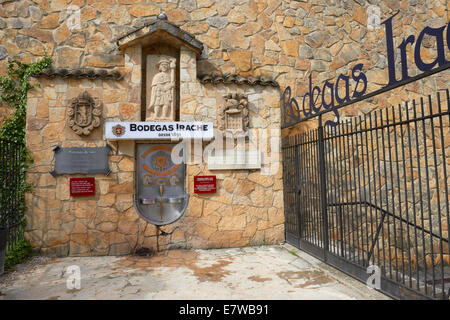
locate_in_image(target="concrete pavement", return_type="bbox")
[0,244,389,300]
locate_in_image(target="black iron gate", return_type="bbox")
[0,139,25,252]
[282,89,450,300]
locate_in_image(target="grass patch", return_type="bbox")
[288,250,299,258]
[5,239,33,270]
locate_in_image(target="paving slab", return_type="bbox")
[0,244,389,300]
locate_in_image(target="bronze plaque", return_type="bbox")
[50,145,111,176]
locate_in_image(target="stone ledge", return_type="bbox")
[116,14,203,55]
[198,73,279,87]
[32,67,123,80]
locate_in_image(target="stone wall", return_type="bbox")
[1,0,448,121]
[24,44,144,256]
[0,0,449,256]
[24,40,283,256]
[0,102,12,127]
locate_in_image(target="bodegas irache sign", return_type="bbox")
[282,10,450,128]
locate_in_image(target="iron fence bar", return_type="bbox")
[305,132,312,244]
[294,135,302,241]
[327,125,338,257]
[392,105,407,284]
[325,250,435,300]
[299,133,306,242]
[420,96,436,297]
[294,136,299,240]
[345,119,357,263]
[348,119,357,263]
[327,202,448,243]
[324,125,334,254]
[334,123,346,257]
[356,116,369,265]
[0,139,24,252]
[330,124,342,256]
[338,121,348,259]
[7,141,12,250]
[378,109,394,278]
[413,98,429,295]
[318,116,329,258]
[339,123,352,260]
[351,117,362,265]
[282,140,287,237]
[356,116,369,264]
[322,109,450,141]
[371,112,384,269]
[437,90,450,283]
[282,89,450,300]
[337,122,346,257]
[364,113,376,266]
[307,131,314,245]
[286,137,296,241]
[347,119,356,263]
[302,132,311,243]
[295,134,301,243]
[399,101,413,288]
[364,208,387,268]
[427,93,445,298]
[311,129,320,247]
[385,107,401,281]
[329,201,446,276]
[312,129,320,247]
[303,132,311,243]
[404,100,421,291]
[15,139,20,247]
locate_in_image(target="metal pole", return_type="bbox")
[318,115,329,259]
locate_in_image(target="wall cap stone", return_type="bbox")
[116,15,203,55]
[32,67,123,80]
[198,74,279,87]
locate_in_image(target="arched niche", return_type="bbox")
[117,14,203,122]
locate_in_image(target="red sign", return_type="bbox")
[70,177,95,197]
[194,176,216,194]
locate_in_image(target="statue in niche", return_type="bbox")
[67,91,102,136]
[218,93,249,134]
[146,57,176,121]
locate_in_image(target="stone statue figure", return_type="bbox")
[147,57,176,120]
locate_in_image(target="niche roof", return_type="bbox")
[116,13,204,56]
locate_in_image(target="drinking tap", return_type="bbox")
[159,185,164,220]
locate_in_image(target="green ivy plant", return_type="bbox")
[0,54,52,266]
[5,239,33,270]
[0,54,52,144]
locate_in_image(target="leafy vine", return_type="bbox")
[0,54,52,247]
[0,55,52,144]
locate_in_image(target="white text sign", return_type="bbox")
[104,122,214,140]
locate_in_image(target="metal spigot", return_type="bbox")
[159,185,164,220]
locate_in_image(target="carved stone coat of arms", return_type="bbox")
[218,93,249,134]
[67,91,102,136]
